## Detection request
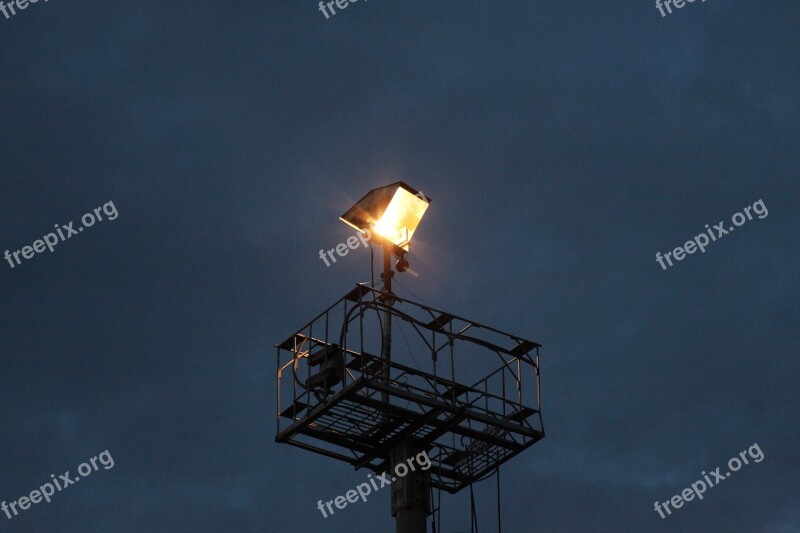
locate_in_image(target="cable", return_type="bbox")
[396,318,422,372]
[430,485,437,533]
[495,467,501,529]
[373,300,384,341]
[469,481,479,533]
[466,434,479,533]
[394,276,446,309]
[369,242,375,287]
[436,450,443,533]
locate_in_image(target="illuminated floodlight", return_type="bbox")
[340,181,430,257]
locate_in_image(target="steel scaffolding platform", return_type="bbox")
[275,284,544,494]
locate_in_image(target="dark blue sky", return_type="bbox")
[1,1,798,531]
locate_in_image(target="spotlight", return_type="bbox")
[340,181,430,258]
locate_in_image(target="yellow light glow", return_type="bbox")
[371,188,429,251]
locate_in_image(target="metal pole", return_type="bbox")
[380,247,393,403]
[391,441,430,533]
[380,247,428,533]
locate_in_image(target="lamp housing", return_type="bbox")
[340,181,430,258]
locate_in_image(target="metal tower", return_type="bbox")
[275,182,545,532]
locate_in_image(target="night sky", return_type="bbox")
[1,1,798,532]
